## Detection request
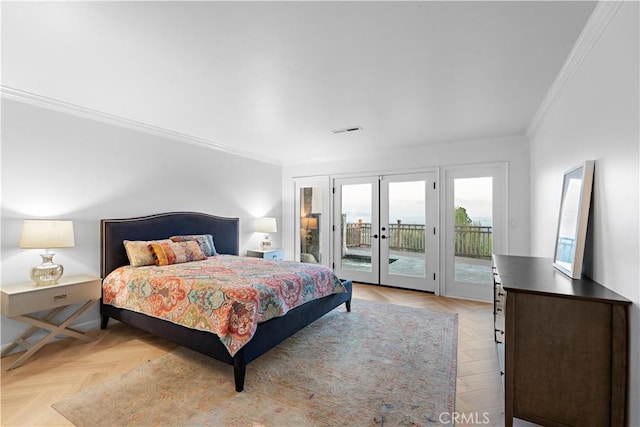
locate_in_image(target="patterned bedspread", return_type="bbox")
[102,255,346,355]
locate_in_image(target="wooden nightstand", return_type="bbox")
[246,249,284,260]
[0,274,102,370]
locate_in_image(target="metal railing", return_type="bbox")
[343,220,492,258]
[555,237,576,263]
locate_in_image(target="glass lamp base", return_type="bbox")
[31,252,64,286]
[261,239,272,250]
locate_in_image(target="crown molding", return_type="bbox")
[0,86,282,166]
[526,1,624,139]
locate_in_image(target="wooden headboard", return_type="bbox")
[101,212,240,278]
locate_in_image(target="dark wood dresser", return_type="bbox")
[492,255,631,427]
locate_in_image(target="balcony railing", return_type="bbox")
[343,220,492,259]
[454,225,493,259]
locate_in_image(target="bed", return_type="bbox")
[100,211,352,392]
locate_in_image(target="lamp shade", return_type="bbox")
[256,217,277,233]
[301,217,318,230]
[19,220,75,249]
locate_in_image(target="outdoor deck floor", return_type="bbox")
[342,248,493,285]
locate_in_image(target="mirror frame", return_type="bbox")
[553,160,595,279]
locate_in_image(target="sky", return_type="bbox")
[341,177,493,226]
[454,177,493,225]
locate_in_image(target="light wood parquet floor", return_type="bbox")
[1,283,512,426]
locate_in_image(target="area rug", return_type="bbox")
[53,299,458,426]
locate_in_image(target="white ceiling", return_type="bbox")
[2,1,597,165]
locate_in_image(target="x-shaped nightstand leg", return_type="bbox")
[1,306,67,357]
[3,300,98,370]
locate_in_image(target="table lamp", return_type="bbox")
[301,217,318,241]
[256,217,277,250]
[19,219,75,286]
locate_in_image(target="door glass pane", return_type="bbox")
[388,180,426,278]
[454,177,493,284]
[341,183,372,272]
[300,186,322,263]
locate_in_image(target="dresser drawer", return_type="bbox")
[494,285,506,343]
[493,268,506,343]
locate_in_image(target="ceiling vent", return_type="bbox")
[331,126,362,134]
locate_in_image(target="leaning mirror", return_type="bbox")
[553,160,594,279]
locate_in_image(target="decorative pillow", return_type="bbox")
[123,239,172,267]
[170,234,217,256]
[148,240,206,266]
[300,253,318,263]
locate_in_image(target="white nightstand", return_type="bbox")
[246,249,285,260]
[0,274,102,370]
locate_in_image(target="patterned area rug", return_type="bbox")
[53,299,458,426]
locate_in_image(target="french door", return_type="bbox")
[443,163,507,301]
[333,172,437,292]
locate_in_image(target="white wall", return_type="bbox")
[529,2,639,424]
[0,99,282,348]
[282,134,530,269]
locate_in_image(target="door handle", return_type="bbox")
[381,235,387,239]
[372,234,379,239]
